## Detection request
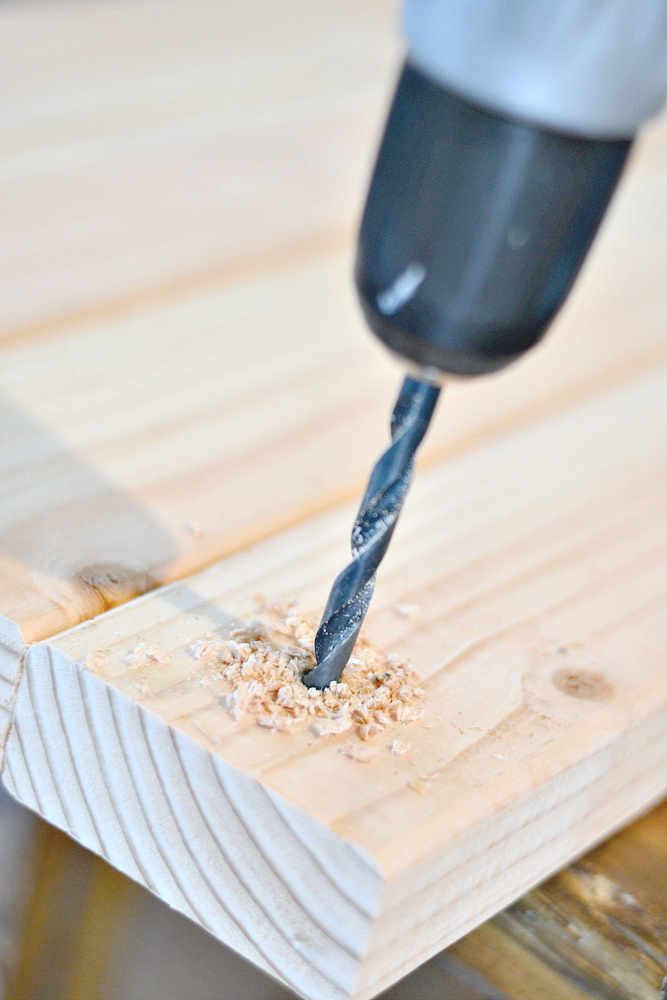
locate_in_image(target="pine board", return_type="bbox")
[0,0,666,642]
[2,2,667,998]
[4,814,497,1000]
[3,367,667,999]
[0,0,400,337]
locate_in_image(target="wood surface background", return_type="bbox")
[1,0,667,997]
[0,0,666,642]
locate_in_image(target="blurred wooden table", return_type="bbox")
[1,1,666,998]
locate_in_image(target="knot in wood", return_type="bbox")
[73,563,156,616]
[552,667,613,701]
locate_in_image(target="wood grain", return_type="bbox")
[2,641,383,1000]
[4,821,496,1000]
[0,0,399,337]
[0,619,25,772]
[2,2,667,998]
[0,0,666,643]
[3,364,667,998]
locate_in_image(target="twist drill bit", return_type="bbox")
[303,375,441,690]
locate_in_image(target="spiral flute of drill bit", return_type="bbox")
[303,376,441,690]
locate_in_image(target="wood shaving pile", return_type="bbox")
[189,598,424,742]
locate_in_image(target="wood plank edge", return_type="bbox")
[353,696,667,998]
[0,613,26,771]
[0,639,387,1000]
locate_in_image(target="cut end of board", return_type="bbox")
[1,636,386,1000]
[0,616,26,772]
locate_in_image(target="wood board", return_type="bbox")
[0,0,400,337]
[3,366,667,999]
[1,1,667,997]
[0,0,666,643]
[4,811,500,1000]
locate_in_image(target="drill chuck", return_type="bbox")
[356,63,631,377]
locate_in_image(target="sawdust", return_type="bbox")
[341,744,379,764]
[82,651,107,673]
[394,603,420,619]
[124,643,170,668]
[189,598,424,744]
[408,772,440,794]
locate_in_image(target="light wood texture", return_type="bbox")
[3,364,667,998]
[2,637,383,1000]
[4,820,496,1000]
[7,794,667,1000]
[0,0,666,643]
[0,0,401,642]
[0,0,399,337]
[2,1,667,998]
[0,619,24,772]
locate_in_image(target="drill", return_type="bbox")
[304,0,667,689]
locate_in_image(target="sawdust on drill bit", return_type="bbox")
[189,598,424,742]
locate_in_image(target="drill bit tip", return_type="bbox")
[303,375,440,690]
